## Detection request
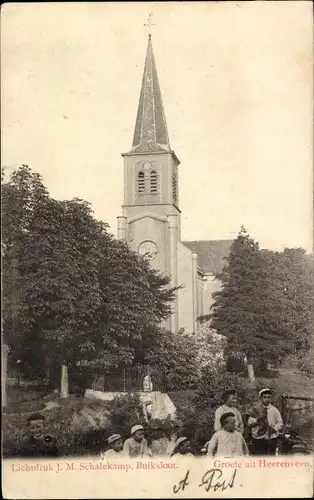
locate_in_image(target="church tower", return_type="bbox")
[117,35,180,333]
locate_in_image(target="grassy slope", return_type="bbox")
[3,386,112,457]
[274,367,313,398]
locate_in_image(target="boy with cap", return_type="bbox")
[123,425,152,458]
[247,388,283,455]
[214,390,244,434]
[207,412,249,457]
[102,434,124,458]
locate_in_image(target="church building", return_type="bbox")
[117,35,232,334]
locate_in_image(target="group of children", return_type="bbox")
[102,425,194,459]
[102,387,284,458]
[205,387,283,457]
[16,387,284,459]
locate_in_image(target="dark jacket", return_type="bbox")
[19,435,59,458]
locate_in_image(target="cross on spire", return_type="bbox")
[144,12,156,38]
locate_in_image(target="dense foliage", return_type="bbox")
[2,165,176,390]
[204,227,312,372]
[192,326,226,375]
[133,327,200,391]
[107,394,144,438]
[176,369,284,450]
[3,167,312,395]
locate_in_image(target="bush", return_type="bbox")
[175,397,211,451]
[226,352,247,374]
[298,348,314,376]
[195,369,254,410]
[145,416,180,442]
[70,429,107,456]
[192,326,227,376]
[298,357,314,375]
[143,329,199,391]
[107,394,145,439]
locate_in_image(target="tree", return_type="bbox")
[209,227,262,379]
[208,226,312,379]
[130,325,227,392]
[2,165,177,395]
[298,318,314,374]
[133,326,199,391]
[2,166,107,393]
[2,165,52,393]
[2,166,48,350]
[84,238,176,372]
[257,248,313,365]
[275,248,312,355]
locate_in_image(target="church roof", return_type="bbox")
[183,240,233,275]
[130,35,171,154]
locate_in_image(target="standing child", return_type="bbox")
[214,390,244,433]
[247,388,283,455]
[207,412,249,457]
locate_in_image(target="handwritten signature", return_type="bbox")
[173,468,237,494]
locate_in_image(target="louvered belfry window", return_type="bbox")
[138,171,145,192]
[150,170,158,193]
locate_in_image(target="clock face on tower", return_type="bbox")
[138,240,158,261]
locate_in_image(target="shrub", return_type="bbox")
[145,416,179,442]
[70,429,107,456]
[298,345,314,376]
[192,326,227,376]
[143,329,199,391]
[298,356,314,375]
[175,397,211,451]
[195,369,252,410]
[107,394,145,439]
[226,352,247,374]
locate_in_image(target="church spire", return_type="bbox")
[131,35,171,153]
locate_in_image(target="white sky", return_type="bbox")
[2,1,313,252]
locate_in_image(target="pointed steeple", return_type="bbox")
[131,35,171,153]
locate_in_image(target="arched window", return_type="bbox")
[138,171,145,192]
[150,170,158,193]
[173,172,177,202]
